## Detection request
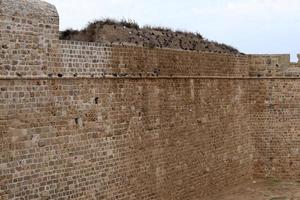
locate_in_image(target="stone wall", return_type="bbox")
[0,0,299,200]
[0,78,253,199]
[245,54,300,180]
[251,78,300,179]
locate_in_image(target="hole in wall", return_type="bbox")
[74,117,83,127]
[95,97,99,104]
[75,118,79,125]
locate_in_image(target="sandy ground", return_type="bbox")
[210,179,300,200]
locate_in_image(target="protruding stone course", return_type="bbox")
[0,0,299,200]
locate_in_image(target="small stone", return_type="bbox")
[4,65,10,70]
[38,141,46,147]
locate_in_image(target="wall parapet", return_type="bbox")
[1,0,300,80]
[249,54,300,77]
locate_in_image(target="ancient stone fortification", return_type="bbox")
[0,0,299,199]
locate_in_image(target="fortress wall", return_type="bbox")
[250,79,300,180]
[1,38,251,79]
[0,0,299,200]
[0,78,253,199]
[0,1,255,199]
[1,35,255,199]
[246,55,300,180]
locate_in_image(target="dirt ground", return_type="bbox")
[210,179,300,200]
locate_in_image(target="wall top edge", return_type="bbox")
[59,39,250,58]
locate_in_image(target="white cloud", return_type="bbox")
[226,0,300,12]
[224,0,300,20]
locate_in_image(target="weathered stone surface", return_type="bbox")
[0,0,299,200]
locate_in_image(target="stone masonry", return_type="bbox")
[0,0,299,199]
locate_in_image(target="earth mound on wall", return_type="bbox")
[60,19,240,54]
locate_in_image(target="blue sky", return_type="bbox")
[44,0,300,61]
